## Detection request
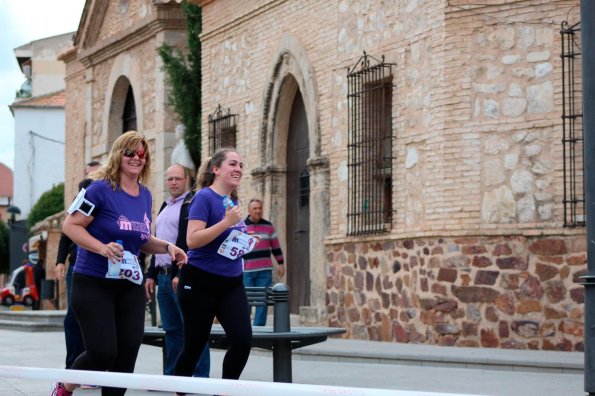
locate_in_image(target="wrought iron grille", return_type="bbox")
[208,104,238,154]
[561,21,585,227]
[347,52,395,236]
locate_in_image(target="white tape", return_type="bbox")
[0,365,485,396]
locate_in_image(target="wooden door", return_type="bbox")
[286,90,310,313]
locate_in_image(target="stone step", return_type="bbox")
[0,309,66,325]
[0,319,64,332]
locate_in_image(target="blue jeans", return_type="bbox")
[157,272,210,377]
[242,270,272,326]
[64,263,85,368]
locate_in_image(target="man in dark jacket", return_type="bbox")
[55,177,94,368]
[145,164,210,377]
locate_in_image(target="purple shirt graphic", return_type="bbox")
[187,187,247,277]
[74,180,152,278]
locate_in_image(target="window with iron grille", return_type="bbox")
[561,21,585,227]
[208,104,238,154]
[347,52,395,236]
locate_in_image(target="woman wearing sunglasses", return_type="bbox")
[55,131,187,396]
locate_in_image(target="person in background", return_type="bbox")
[54,131,187,396]
[242,198,285,326]
[174,148,252,394]
[55,161,100,370]
[145,163,210,377]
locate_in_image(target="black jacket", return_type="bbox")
[146,191,194,282]
[56,232,77,266]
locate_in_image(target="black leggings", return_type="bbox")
[174,265,252,380]
[70,272,145,396]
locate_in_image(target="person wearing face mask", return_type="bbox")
[173,148,252,392]
[54,131,188,396]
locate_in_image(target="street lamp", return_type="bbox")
[6,205,21,226]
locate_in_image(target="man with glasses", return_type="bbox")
[145,163,210,377]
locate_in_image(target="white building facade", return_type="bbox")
[10,33,72,218]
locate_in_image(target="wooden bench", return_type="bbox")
[143,283,345,383]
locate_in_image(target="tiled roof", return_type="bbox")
[11,90,65,109]
[0,163,13,198]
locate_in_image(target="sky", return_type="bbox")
[0,0,86,171]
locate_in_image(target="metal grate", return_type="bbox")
[208,104,238,154]
[560,21,585,227]
[347,52,395,236]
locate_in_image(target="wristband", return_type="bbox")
[165,243,171,253]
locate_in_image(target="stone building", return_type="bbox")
[63,0,585,350]
[61,0,187,205]
[188,0,585,351]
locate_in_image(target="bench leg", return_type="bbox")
[272,340,292,383]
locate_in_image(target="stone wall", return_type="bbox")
[326,234,585,351]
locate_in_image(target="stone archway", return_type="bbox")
[254,34,330,323]
[102,53,144,154]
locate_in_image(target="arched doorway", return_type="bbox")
[258,36,330,322]
[122,85,137,132]
[286,89,310,313]
[106,76,138,146]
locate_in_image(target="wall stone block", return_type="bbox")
[512,320,539,338]
[496,256,527,270]
[570,288,584,304]
[528,239,567,256]
[452,286,500,303]
[472,256,492,267]
[475,270,499,285]
[438,267,457,282]
[535,263,558,281]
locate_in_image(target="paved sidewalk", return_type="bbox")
[0,328,585,396]
[293,337,583,373]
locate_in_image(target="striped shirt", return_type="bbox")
[243,217,284,272]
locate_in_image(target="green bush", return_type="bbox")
[0,220,8,274]
[27,183,64,229]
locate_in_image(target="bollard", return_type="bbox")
[269,282,292,382]
[270,283,291,332]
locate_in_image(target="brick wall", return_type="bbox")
[196,0,585,348]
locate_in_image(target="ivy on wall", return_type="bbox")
[158,2,202,169]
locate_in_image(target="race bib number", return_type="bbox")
[105,250,144,285]
[218,230,257,260]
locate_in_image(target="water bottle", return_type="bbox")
[107,240,123,278]
[222,195,235,209]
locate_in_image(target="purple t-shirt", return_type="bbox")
[187,187,247,277]
[74,180,152,278]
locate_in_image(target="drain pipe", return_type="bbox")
[581,1,595,394]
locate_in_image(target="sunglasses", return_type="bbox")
[123,148,146,159]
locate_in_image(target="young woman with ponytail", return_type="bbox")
[174,148,252,389]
